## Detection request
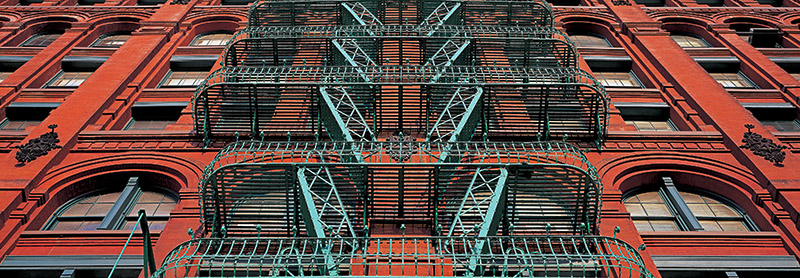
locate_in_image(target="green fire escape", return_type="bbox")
[153,1,652,277]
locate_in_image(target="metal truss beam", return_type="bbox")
[341,2,383,27]
[296,166,357,239]
[447,167,508,238]
[331,39,377,82]
[421,1,462,36]
[319,86,372,163]
[430,85,483,162]
[319,86,375,143]
[297,166,356,276]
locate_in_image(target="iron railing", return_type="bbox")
[198,141,601,238]
[247,0,553,27]
[222,25,578,69]
[192,66,608,141]
[151,236,653,278]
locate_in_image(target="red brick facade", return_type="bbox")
[0,0,799,278]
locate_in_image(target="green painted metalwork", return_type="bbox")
[297,166,359,238]
[447,167,508,238]
[421,2,462,36]
[199,141,601,237]
[108,210,156,278]
[151,236,654,278]
[319,86,375,144]
[248,0,553,27]
[222,26,577,69]
[192,65,607,141]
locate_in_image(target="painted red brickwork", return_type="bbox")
[0,0,798,278]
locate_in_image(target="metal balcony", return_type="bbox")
[247,0,553,27]
[221,25,577,69]
[151,236,653,278]
[200,141,600,238]
[192,65,607,142]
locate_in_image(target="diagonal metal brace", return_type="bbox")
[434,85,483,162]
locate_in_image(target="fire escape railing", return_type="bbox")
[156,0,656,277]
[153,236,653,278]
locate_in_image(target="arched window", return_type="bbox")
[190,31,233,46]
[670,34,710,48]
[45,177,177,231]
[20,32,63,47]
[91,32,131,48]
[568,33,611,48]
[623,177,754,232]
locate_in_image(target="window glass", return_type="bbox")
[624,186,753,232]
[761,120,800,132]
[191,32,233,46]
[569,34,611,48]
[47,71,92,87]
[0,119,40,131]
[671,34,710,48]
[0,72,11,82]
[623,191,679,232]
[709,72,755,88]
[161,70,206,87]
[92,33,130,48]
[594,71,641,88]
[47,185,177,231]
[21,33,62,47]
[625,120,676,131]
[125,119,172,130]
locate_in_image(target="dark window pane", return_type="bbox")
[22,33,61,47]
[93,34,130,48]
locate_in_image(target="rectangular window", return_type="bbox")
[709,72,755,88]
[159,70,206,87]
[743,102,799,133]
[761,120,800,132]
[0,72,11,83]
[46,71,92,88]
[594,71,642,88]
[20,32,61,47]
[616,102,677,132]
[624,120,677,132]
[0,102,59,131]
[124,102,186,131]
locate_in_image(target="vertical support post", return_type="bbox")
[139,210,156,278]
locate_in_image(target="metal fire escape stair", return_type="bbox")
[153,1,655,278]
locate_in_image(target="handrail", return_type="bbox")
[151,236,654,278]
[107,210,156,278]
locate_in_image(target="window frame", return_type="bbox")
[594,71,643,88]
[189,31,234,47]
[568,33,612,48]
[624,119,678,132]
[158,70,207,87]
[20,32,62,47]
[709,71,757,89]
[623,177,757,232]
[670,34,711,48]
[0,118,42,131]
[44,70,93,88]
[761,119,800,132]
[90,32,131,48]
[44,177,177,231]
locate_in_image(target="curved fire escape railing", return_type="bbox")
[152,236,654,278]
[198,140,601,238]
[247,0,553,27]
[192,65,608,142]
[158,0,656,277]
